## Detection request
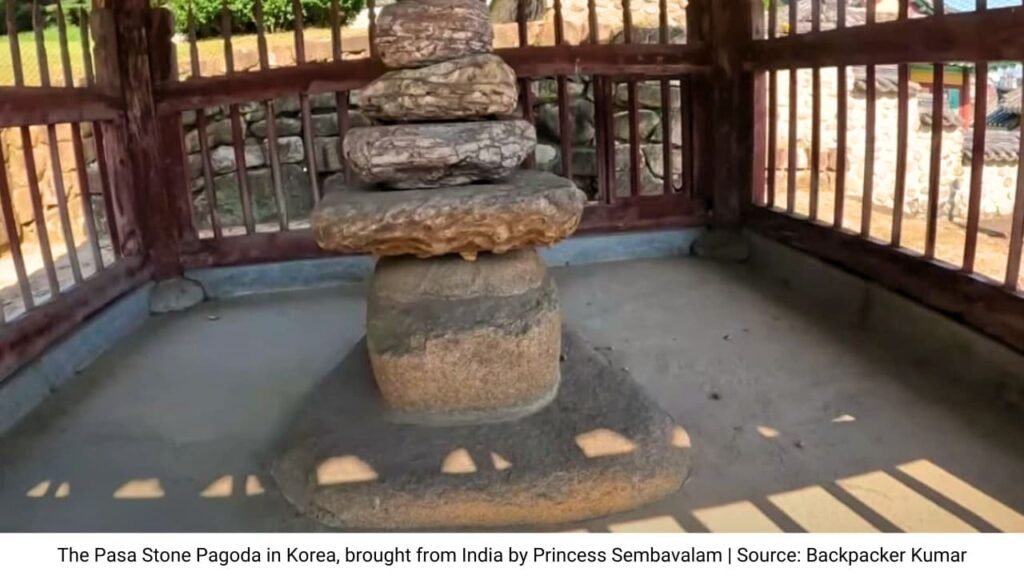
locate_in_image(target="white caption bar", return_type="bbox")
[1,533,1021,575]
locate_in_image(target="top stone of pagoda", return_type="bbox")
[375,0,494,69]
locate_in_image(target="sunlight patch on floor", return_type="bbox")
[837,471,977,533]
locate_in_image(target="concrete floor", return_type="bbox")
[2,255,1024,532]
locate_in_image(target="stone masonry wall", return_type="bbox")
[773,69,962,217]
[0,125,96,252]
[180,75,683,231]
[531,76,683,198]
[768,67,1023,223]
[531,0,688,45]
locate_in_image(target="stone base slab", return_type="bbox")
[271,327,690,530]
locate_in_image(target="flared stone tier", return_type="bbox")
[272,328,691,529]
[375,0,493,68]
[313,170,586,258]
[344,120,536,189]
[368,250,560,423]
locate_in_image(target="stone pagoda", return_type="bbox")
[272,0,689,529]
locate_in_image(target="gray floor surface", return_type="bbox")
[2,257,1023,532]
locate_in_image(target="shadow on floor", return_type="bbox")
[1,258,1022,532]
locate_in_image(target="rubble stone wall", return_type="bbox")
[771,67,1016,222]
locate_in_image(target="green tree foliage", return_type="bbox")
[161,0,365,38]
[0,0,54,35]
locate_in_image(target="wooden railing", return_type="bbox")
[147,0,713,268]
[0,0,715,378]
[0,0,150,381]
[747,0,1024,354]
[5,0,1021,383]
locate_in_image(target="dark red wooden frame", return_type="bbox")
[4,0,1024,385]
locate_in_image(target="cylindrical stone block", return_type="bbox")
[366,249,560,423]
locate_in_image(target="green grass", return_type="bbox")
[0,25,85,86]
[0,25,342,86]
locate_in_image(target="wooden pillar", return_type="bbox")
[703,0,756,227]
[91,0,182,278]
[687,0,711,205]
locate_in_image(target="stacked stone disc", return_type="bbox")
[280,0,689,530]
[313,0,587,423]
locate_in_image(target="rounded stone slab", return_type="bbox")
[368,250,560,422]
[313,170,587,258]
[344,120,536,189]
[271,327,691,529]
[375,0,493,68]
[359,54,518,122]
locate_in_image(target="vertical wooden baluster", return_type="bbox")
[809,0,821,220]
[0,145,34,309]
[80,6,94,82]
[834,0,847,229]
[588,0,605,201]
[57,0,104,273]
[924,2,945,257]
[588,0,598,43]
[55,1,74,87]
[33,0,82,284]
[517,0,529,48]
[924,66,944,255]
[82,7,118,260]
[593,77,609,201]
[659,0,673,196]
[861,1,877,237]
[221,3,255,235]
[891,0,910,246]
[963,1,989,273]
[516,0,536,169]
[188,5,222,239]
[253,0,288,229]
[962,62,988,272]
[623,0,640,197]
[751,0,767,205]
[6,0,23,86]
[554,0,573,180]
[603,79,617,201]
[683,0,707,201]
[8,2,59,296]
[766,0,777,208]
[292,0,321,204]
[367,0,378,59]
[1005,85,1024,291]
[786,0,796,213]
[331,0,352,184]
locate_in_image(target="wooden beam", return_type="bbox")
[0,257,149,383]
[0,87,122,127]
[579,194,708,233]
[748,207,1024,356]
[707,0,755,226]
[747,8,1024,69]
[155,43,712,114]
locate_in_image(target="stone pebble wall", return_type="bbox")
[0,125,97,251]
[178,75,684,230]
[533,0,689,45]
[772,68,1017,221]
[531,76,683,198]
